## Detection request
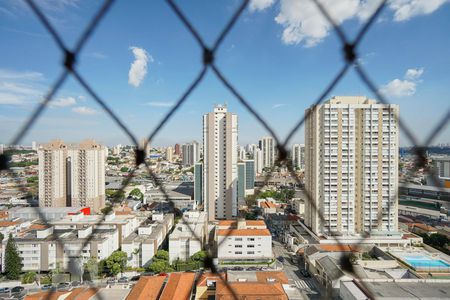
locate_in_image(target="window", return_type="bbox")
[247,251,255,254]
[247,238,255,241]
[248,245,255,248]
[235,238,242,241]
[235,251,242,255]
[235,245,242,248]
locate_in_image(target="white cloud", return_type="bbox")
[72,106,98,115]
[272,103,286,109]
[250,0,276,11]
[0,69,44,105]
[0,69,43,81]
[405,67,424,80]
[89,52,107,59]
[143,101,174,107]
[380,67,424,98]
[274,0,360,47]
[50,96,76,107]
[389,0,449,21]
[253,0,448,47]
[128,47,153,87]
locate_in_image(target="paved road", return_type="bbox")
[272,239,322,300]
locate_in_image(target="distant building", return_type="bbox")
[237,159,255,205]
[168,211,207,263]
[253,147,263,175]
[216,219,272,264]
[305,96,399,236]
[165,146,173,162]
[181,141,200,167]
[291,143,305,170]
[38,140,107,212]
[259,136,276,169]
[203,104,238,221]
[139,138,151,156]
[174,143,181,155]
[431,156,450,183]
[31,141,37,151]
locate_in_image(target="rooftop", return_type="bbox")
[217,229,271,236]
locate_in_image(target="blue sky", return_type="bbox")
[1,0,450,147]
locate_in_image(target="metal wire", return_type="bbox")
[0,0,448,299]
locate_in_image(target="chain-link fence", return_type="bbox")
[1,0,449,299]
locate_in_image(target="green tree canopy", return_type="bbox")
[190,251,207,262]
[5,234,22,280]
[147,260,173,273]
[105,251,127,276]
[129,188,143,200]
[154,250,169,261]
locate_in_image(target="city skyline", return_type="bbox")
[1,1,450,147]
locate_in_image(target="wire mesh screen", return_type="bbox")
[0,0,449,299]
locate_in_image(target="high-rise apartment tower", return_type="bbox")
[305,96,399,236]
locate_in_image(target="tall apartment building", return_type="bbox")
[38,140,106,212]
[139,138,151,156]
[237,160,255,205]
[253,148,263,175]
[432,156,450,179]
[174,143,181,156]
[166,146,174,162]
[305,96,399,236]
[182,141,200,167]
[292,144,305,170]
[259,136,276,169]
[203,104,238,221]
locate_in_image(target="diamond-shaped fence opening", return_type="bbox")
[0,0,449,299]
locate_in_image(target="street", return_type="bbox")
[272,239,322,300]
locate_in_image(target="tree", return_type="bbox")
[21,271,36,284]
[190,251,207,262]
[129,188,143,200]
[0,232,4,242]
[147,260,173,273]
[5,234,22,280]
[154,250,169,261]
[84,258,100,279]
[105,251,127,276]
[120,167,129,172]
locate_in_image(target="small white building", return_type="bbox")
[169,211,207,263]
[216,219,272,264]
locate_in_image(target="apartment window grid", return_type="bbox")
[0,0,448,299]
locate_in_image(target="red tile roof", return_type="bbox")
[160,272,196,300]
[217,229,271,236]
[126,276,166,300]
[216,281,287,300]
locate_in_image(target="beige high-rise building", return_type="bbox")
[203,104,238,221]
[38,140,107,212]
[259,136,275,169]
[305,96,399,236]
[166,146,174,162]
[291,143,305,171]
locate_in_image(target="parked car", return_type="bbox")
[41,284,53,291]
[71,281,81,288]
[0,287,11,294]
[106,278,117,285]
[246,267,258,271]
[118,277,129,284]
[232,266,244,271]
[130,275,141,282]
[11,286,25,296]
[57,282,72,291]
[300,269,310,277]
[84,280,95,286]
[141,271,155,276]
[278,256,285,262]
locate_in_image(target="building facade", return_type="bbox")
[216,220,272,264]
[291,144,305,171]
[203,104,238,221]
[168,211,207,263]
[38,140,106,212]
[305,96,399,236]
[181,141,200,167]
[259,136,275,169]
